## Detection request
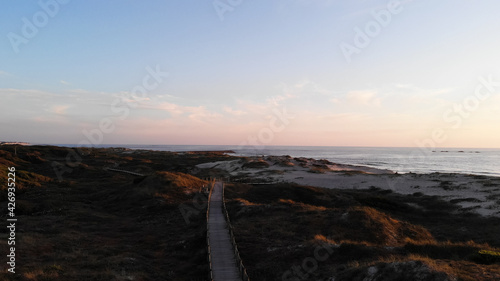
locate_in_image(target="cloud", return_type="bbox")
[156,102,221,122]
[280,79,331,98]
[49,105,71,115]
[0,88,59,99]
[393,84,453,107]
[224,106,247,116]
[69,88,94,94]
[0,71,10,76]
[330,97,340,104]
[32,115,71,125]
[157,102,184,116]
[395,84,452,95]
[346,90,381,106]
[156,93,179,100]
[60,80,70,85]
[320,112,370,122]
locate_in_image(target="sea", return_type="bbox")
[54,144,500,178]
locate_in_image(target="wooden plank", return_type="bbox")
[208,182,242,281]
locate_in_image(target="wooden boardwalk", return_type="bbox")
[208,182,242,281]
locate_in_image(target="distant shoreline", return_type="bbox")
[0,141,30,146]
[197,155,500,217]
[8,143,500,177]
[3,144,500,217]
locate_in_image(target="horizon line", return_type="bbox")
[23,143,500,150]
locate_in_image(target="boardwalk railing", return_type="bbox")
[222,183,251,281]
[206,179,216,281]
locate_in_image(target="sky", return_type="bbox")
[1,0,500,148]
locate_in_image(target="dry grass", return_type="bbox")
[313,234,337,245]
[3,145,500,280]
[225,182,500,280]
[0,145,237,280]
[233,198,262,206]
[278,198,328,211]
[157,171,208,189]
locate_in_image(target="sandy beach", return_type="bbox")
[197,155,500,217]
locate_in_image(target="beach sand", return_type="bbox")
[197,155,500,217]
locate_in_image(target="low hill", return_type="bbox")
[225,183,500,281]
[2,145,500,280]
[0,145,235,280]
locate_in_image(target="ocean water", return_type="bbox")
[55,144,500,177]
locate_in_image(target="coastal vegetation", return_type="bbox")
[0,145,234,280]
[224,183,500,280]
[1,145,499,280]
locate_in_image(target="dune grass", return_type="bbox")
[225,182,500,280]
[0,145,236,280]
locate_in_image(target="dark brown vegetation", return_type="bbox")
[242,159,271,169]
[0,145,235,281]
[3,145,500,280]
[225,183,500,281]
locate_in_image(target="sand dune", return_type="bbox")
[197,155,500,217]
